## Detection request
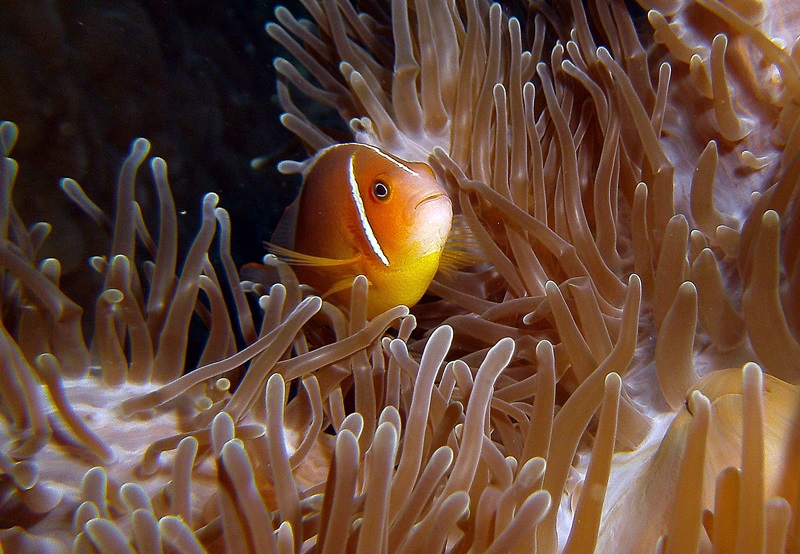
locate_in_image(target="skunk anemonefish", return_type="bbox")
[265,143,454,318]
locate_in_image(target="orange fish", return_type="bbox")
[267,143,453,318]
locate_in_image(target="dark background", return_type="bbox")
[1,0,307,309]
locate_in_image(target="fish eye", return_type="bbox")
[373,181,390,200]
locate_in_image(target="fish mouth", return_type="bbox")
[414,192,448,210]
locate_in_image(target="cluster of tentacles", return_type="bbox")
[1,0,800,552]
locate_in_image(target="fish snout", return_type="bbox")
[409,192,453,256]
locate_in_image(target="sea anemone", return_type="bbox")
[1,0,799,552]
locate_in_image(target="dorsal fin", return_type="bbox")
[272,144,352,250]
[270,197,300,250]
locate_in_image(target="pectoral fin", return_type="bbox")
[437,214,485,275]
[265,242,361,267]
[321,275,371,299]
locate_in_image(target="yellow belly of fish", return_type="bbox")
[303,250,442,318]
[364,251,443,317]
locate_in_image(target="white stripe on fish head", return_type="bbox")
[348,153,390,266]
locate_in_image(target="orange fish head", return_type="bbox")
[351,145,453,265]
